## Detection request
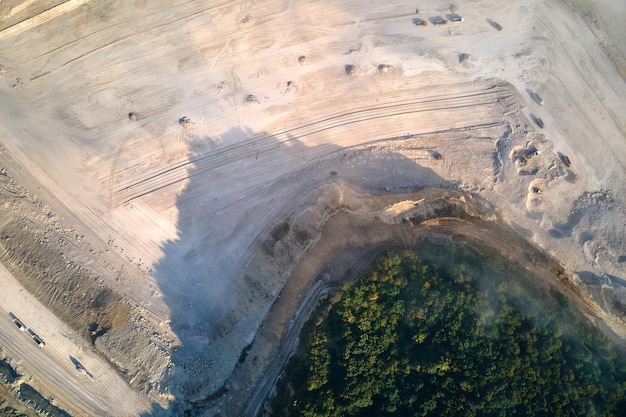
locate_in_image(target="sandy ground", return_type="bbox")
[0,0,624,415]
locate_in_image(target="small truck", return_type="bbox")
[530,114,544,128]
[32,334,45,348]
[449,14,465,23]
[9,313,27,331]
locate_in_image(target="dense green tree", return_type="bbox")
[271,246,626,417]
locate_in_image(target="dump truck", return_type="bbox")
[414,18,428,26]
[73,361,93,379]
[532,92,545,105]
[449,14,465,23]
[530,114,544,128]
[13,318,26,331]
[27,328,45,347]
[488,19,503,31]
[9,313,27,331]
[32,334,45,348]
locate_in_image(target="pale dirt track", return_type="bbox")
[0,263,149,416]
[0,0,624,415]
[115,85,511,204]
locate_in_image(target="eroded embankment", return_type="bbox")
[219,185,619,417]
[0,166,167,396]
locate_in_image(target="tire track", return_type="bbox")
[113,85,513,205]
[0,0,92,41]
[116,94,506,204]
[535,9,626,174]
[0,265,146,416]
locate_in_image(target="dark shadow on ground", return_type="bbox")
[148,125,451,414]
[577,271,626,288]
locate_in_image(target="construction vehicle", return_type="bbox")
[487,19,503,31]
[9,313,27,331]
[32,334,45,348]
[561,154,572,167]
[27,328,45,347]
[74,361,94,379]
[530,114,544,128]
[70,356,94,379]
[449,14,465,23]
[13,319,26,331]
[414,18,428,26]
[432,16,448,25]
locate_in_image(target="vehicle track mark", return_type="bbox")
[0,0,93,41]
[113,86,513,204]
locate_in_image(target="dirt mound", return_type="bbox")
[345,64,359,77]
[377,64,394,74]
[0,201,130,338]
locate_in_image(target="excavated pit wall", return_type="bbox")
[213,184,624,416]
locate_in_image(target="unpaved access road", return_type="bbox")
[115,85,510,204]
[0,262,150,416]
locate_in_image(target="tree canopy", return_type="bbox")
[271,245,626,417]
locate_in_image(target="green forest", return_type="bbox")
[270,244,626,416]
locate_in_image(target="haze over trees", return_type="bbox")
[271,246,626,416]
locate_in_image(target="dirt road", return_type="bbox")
[0,262,150,416]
